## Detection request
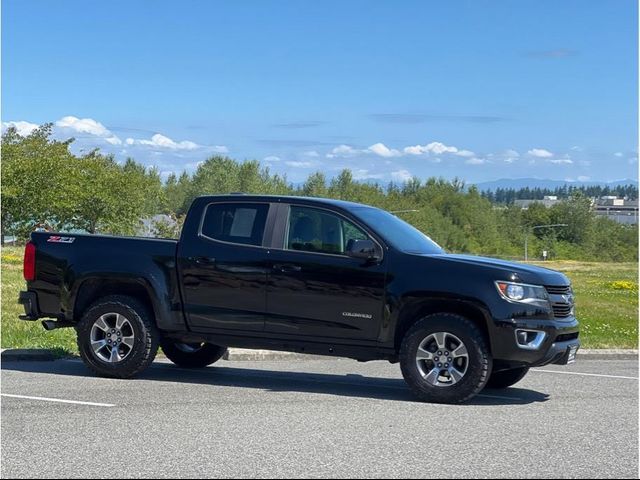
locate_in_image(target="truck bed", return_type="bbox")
[26,231,180,327]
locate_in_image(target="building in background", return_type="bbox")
[594,197,639,224]
[514,196,561,209]
[513,195,638,224]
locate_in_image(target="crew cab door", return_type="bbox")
[265,204,387,340]
[177,201,273,332]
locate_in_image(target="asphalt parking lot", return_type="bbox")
[1,357,638,478]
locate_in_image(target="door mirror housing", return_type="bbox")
[346,239,380,261]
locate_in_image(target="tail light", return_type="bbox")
[23,241,36,281]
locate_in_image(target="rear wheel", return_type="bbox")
[76,295,159,379]
[400,313,492,404]
[486,366,530,389]
[160,338,227,368]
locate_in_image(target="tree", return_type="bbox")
[1,126,161,239]
[302,172,327,197]
[549,193,594,244]
[66,152,150,235]
[1,124,76,240]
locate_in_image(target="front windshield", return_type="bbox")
[352,207,444,255]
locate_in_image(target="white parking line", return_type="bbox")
[1,394,115,407]
[533,370,638,380]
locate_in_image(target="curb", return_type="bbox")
[223,348,639,361]
[577,349,638,360]
[1,348,637,362]
[223,349,327,362]
[0,348,60,362]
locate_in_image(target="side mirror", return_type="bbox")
[346,239,380,261]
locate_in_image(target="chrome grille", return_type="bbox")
[552,304,573,318]
[545,285,575,319]
[545,285,572,295]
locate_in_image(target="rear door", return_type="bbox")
[178,201,273,332]
[265,204,387,340]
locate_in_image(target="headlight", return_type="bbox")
[495,281,549,306]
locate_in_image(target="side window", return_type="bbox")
[286,206,370,255]
[201,203,269,246]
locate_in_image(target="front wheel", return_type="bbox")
[160,338,227,368]
[486,367,530,389]
[400,314,492,404]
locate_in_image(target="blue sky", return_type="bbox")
[2,0,638,184]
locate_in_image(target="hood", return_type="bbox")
[431,253,570,286]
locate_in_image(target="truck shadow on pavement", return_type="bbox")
[2,359,550,406]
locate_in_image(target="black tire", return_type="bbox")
[76,295,160,379]
[399,313,492,404]
[160,338,227,368]
[486,367,530,389]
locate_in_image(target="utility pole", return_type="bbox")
[524,224,568,262]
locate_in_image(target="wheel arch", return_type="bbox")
[393,296,494,354]
[73,277,157,326]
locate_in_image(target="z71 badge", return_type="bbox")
[47,236,75,244]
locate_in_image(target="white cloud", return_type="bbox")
[263,155,281,162]
[125,133,225,152]
[326,144,362,158]
[352,169,384,180]
[495,149,520,164]
[303,150,320,157]
[142,134,197,150]
[391,169,413,182]
[504,149,520,157]
[402,141,475,158]
[614,152,624,157]
[577,175,591,182]
[404,141,458,156]
[2,120,39,136]
[368,143,401,158]
[455,149,475,158]
[56,116,121,145]
[56,115,229,153]
[326,140,472,160]
[285,161,315,168]
[465,157,487,165]
[549,158,573,165]
[528,148,553,158]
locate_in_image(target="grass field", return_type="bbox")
[1,246,77,354]
[1,246,637,354]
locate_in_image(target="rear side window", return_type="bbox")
[201,203,269,246]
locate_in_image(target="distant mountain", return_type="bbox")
[474,178,639,192]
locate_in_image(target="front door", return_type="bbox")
[266,205,387,341]
[178,201,272,332]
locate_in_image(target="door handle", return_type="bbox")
[273,264,302,273]
[194,256,216,266]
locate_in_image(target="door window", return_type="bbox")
[201,203,269,246]
[286,206,369,255]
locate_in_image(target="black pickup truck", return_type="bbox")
[19,195,580,403]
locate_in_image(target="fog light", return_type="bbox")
[515,329,546,350]
[517,330,529,345]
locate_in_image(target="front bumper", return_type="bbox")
[490,315,580,368]
[18,290,41,321]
